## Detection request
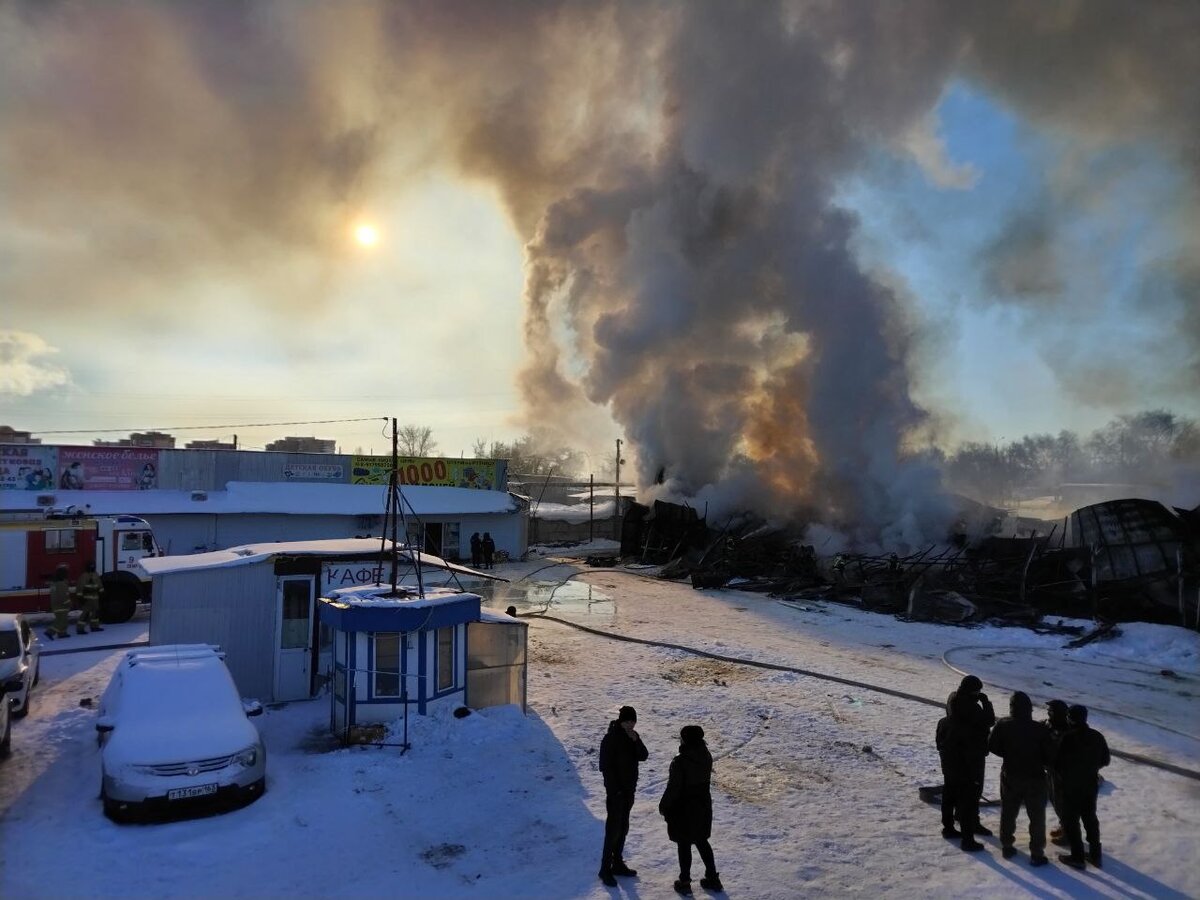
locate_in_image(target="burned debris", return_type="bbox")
[611,497,1200,629]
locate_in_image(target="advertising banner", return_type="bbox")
[282,463,344,482]
[56,446,160,491]
[350,456,498,490]
[0,444,59,491]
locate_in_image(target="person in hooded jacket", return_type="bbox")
[1044,699,1071,845]
[469,532,482,568]
[939,690,990,851]
[598,705,648,886]
[659,725,723,896]
[935,694,962,838]
[987,691,1053,865]
[1055,705,1110,870]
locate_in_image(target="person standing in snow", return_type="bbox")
[952,674,996,837]
[987,691,1052,865]
[659,725,723,896]
[75,561,105,635]
[481,532,496,569]
[598,705,648,886]
[1055,705,1110,870]
[935,695,962,839]
[470,532,482,568]
[45,564,72,640]
[1044,699,1071,845]
[938,691,989,851]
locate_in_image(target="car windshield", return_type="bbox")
[0,632,20,659]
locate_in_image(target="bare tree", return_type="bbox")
[397,424,438,457]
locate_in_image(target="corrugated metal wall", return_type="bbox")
[150,564,279,701]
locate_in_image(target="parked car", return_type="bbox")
[0,613,40,718]
[96,644,266,821]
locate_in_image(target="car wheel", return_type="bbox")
[99,586,138,624]
[32,659,40,687]
[13,690,29,720]
[1,716,10,758]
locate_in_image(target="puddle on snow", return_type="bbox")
[473,578,615,622]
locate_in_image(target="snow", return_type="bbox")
[100,648,260,766]
[324,584,479,610]
[142,538,502,581]
[1,560,1197,899]
[532,500,616,522]
[1,480,519,517]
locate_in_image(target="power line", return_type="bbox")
[30,417,387,435]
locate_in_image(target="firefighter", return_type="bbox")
[45,564,72,640]
[76,561,104,634]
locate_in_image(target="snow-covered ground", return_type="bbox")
[2,556,1197,898]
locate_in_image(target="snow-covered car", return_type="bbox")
[0,613,40,718]
[96,644,266,821]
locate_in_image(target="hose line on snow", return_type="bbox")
[525,611,1200,783]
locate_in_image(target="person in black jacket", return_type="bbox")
[598,705,648,886]
[988,691,1053,865]
[938,690,990,851]
[659,725,722,896]
[1056,705,1110,869]
[469,532,482,567]
[935,694,961,838]
[481,532,496,569]
[1044,699,1070,845]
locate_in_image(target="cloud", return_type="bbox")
[900,114,980,190]
[0,331,71,396]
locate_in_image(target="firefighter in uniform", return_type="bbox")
[76,561,104,634]
[45,564,72,640]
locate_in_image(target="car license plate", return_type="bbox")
[167,783,218,801]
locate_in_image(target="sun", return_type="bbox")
[353,223,380,248]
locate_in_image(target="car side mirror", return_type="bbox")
[95,717,116,734]
[243,700,264,718]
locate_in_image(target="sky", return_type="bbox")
[0,2,1197,529]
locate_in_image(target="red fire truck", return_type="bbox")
[0,511,160,623]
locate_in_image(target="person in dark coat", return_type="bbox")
[481,532,496,569]
[598,705,648,886]
[988,691,1053,865]
[469,532,482,568]
[1044,699,1071,845]
[1056,705,1110,869]
[940,674,995,841]
[938,691,989,851]
[659,725,722,896]
[935,694,962,838]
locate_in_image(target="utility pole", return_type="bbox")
[614,438,623,542]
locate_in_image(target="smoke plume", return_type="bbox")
[2,1,1197,548]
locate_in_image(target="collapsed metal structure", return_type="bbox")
[616,497,1200,629]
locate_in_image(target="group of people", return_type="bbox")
[44,562,105,639]
[936,674,1111,870]
[597,706,724,896]
[469,532,496,569]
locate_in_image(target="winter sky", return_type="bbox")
[1,2,1197,466]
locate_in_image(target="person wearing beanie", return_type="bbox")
[1044,699,1071,843]
[987,692,1053,865]
[1055,705,1110,869]
[598,705,648,886]
[659,725,722,896]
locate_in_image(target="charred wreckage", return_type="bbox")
[604,497,1200,632]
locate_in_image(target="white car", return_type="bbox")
[96,645,266,821]
[0,613,40,718]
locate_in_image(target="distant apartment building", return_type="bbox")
[264,435,336,454]
[185,438,238,451]
[0,426,40,444]
[93,431,177,449]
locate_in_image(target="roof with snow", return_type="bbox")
[142,537,506,582]
[0,481,520,517]
[318,585,482,631]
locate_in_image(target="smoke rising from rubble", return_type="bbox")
[2,2,1197,548]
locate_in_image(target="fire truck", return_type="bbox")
[0,511,161,624]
